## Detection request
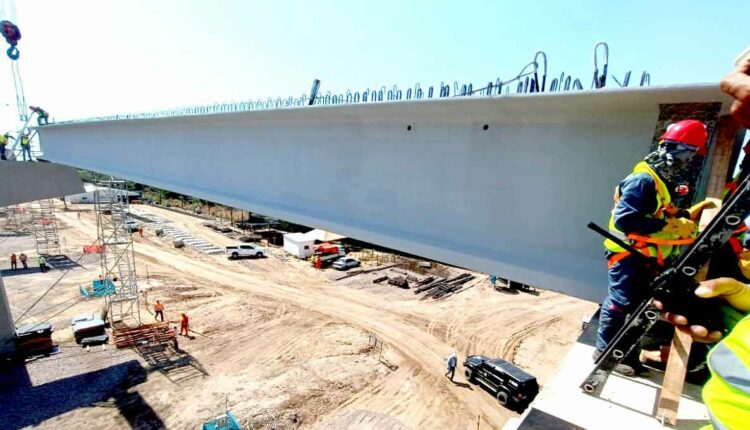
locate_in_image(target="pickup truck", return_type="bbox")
[226,244,266,259]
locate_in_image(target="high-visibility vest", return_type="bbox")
[0,135,7,145]
[154,303,164,311]
[604,162,693,267]
[703,312,750,430]
[20,137,30,147]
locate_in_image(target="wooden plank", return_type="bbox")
[656,328,693,425]
[655,115,739,424]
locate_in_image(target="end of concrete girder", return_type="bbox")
[0,162,84,207]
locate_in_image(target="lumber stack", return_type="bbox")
[414,273,475,299]
[113,322,174,348]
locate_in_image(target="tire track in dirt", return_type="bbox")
[501,317,561,363]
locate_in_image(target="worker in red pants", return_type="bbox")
[179,313,189,336]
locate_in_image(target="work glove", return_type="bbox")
[737,250,750,281]
[661,218,697,239]
[687,198,719,221]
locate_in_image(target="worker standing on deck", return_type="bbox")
[180,313,189,336]
[10,253,17,270]
[0,132,12,160]
[596,119,716,376]
[445,351,457,381]
[37,255,47,272]
[29,106,49,126]
[19,253,27,269]
[20,132,31,161]
[154,300,165,322]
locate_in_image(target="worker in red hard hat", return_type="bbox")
[595,119,716,376]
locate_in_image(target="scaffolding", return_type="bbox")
[1,204,30,232]
[95,177,141,328]
[30,199,60,255]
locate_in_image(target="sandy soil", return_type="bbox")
[0,202,596,429]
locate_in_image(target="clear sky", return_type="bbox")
[0,0,747,126]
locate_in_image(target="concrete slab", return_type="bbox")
[0,162,83,207]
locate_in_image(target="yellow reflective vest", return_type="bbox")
[604,162,691,266]
[20,136,30,147]
[703,311,750,430]
[0,135,7,146]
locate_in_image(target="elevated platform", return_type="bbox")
[508,317,709,430]
[0,162,83,207]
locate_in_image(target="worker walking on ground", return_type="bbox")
[154,300,165,321]
[489,274,497,289]
[20,132,31,161]
[19,253,27,269]
[29,106,49,126]
[138,225,144,238]
[445,351,457,381]
[0,132,12,160]
[596,119,716,376]
[180,313,189,336]
[37,255,47,272]
[315,255,322,270]
[10,253,17,270]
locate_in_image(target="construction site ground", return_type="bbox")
[0,202,596,429]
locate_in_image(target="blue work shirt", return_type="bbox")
[612,172,669,235]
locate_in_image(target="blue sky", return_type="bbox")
[0,0,747,124]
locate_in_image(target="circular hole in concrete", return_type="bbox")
[407,125,412,131]
[483,124,489,130]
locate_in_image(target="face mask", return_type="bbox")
[644,142,697,184]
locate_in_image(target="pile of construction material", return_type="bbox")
[15,322,58,357]
[112,323,174,348]
[414,273,475,299]
[72,314,108,346]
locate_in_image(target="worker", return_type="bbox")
[596,119,716,376]
[154,300,165,322]
[0,132,12,160]
[138,225,144,238]
[180,313,189,336]
[29,106,49,126]
[19,253,27,269]
[489,274,497,289]
[172,325,179,351]
[445,351,457,381]
[315,255,322,270]
[10,253,17,270]
[19,132,31,161]
[37,255,47,272]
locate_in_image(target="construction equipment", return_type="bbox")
[581,162,750,395]
[95,177,141,328]
[30,199,60,255]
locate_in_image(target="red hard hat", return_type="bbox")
[661,120,708,155]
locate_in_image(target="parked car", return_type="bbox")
[226,244,266,259]
[463,355,539,411]
[332,257,361,270]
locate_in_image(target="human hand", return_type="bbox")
[654,277,750,343]
[720,58,750,127]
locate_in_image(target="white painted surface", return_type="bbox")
[0,275,15,357]
[37,84,732,301]
[283,233,315,259]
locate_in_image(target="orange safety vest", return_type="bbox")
[154,303,164,312]
[604,162,694,268]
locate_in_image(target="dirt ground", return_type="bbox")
[0,202,597,429]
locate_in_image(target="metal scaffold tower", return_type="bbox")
[2,204,29,232]
[30,199,60,255]
[95,177,141,328]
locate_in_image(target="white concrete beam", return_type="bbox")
[36,84,732,302]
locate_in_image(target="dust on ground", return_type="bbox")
[0,202,597,429]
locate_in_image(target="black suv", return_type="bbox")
[464,355,539,411]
